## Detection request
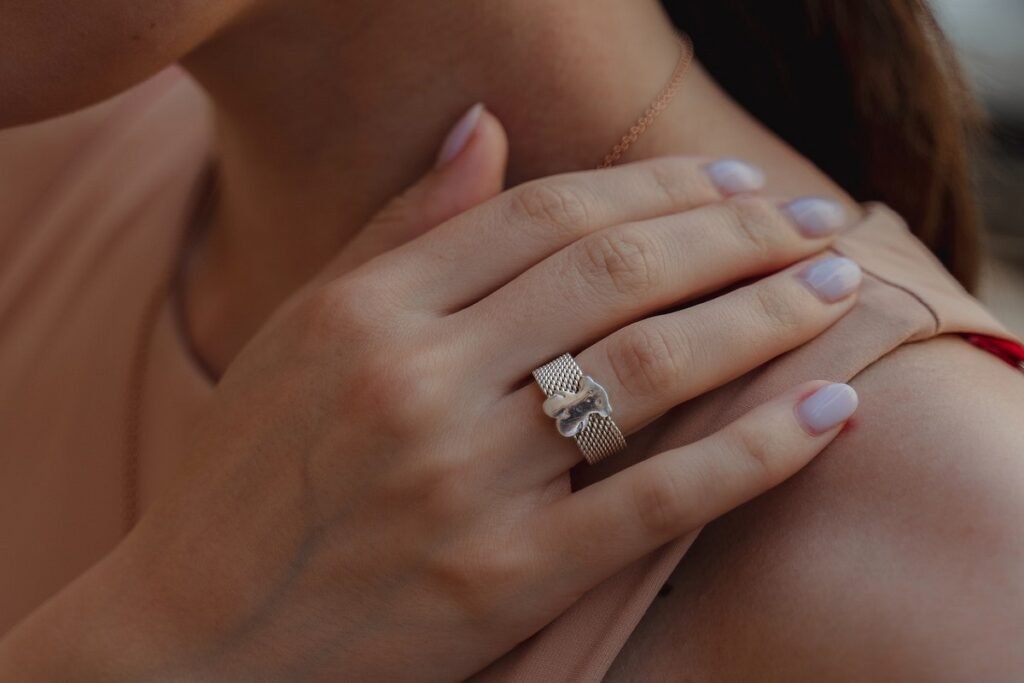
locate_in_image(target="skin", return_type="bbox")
[1,93,876,672]
[0,127,865,679]
[2,0,857,375]
[607,337,1024,682]
[1,0,1022,679]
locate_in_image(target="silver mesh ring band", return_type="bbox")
[532,353,627,465]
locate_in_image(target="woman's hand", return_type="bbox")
[31,108,861,682]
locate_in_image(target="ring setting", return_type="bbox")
[542,375,613,438]
[532,353,627,465]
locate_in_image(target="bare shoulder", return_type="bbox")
[608,335,1024,682]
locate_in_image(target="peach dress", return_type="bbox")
[1,69,1020,679]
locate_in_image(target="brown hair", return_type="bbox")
[662,0,982,289]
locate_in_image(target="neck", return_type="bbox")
[181,0,853,374]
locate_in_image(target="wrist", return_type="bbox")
[0,530,200,682]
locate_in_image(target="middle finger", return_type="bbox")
[454,194,850,386]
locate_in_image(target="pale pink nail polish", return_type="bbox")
[784,197,847,237]
[704,159,766,195]
[800,257,862,303]
[436,103,485,167]
[796,383,859,435]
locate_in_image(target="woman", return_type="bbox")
[1,1,1021,681]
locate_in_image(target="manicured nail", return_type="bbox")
[436,103,485,167]
[704,159,765,195]
[797,383,859,435]
[784,197,847,237]
[800,256,862,303]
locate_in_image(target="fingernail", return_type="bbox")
[800,256,862,303]
[704,159,765,195]
[436,103,485,167]
[784,197,847,237]
[797,383,859,435]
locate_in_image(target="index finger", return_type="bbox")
[364,156,764,313]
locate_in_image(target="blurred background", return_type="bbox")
[931,0,1024,334]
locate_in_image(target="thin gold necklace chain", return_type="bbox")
[122,35,696,534]
[597,34,694,169]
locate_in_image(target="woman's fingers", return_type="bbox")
[312,105,509,287]
[495,255,862,477]
[589,256,862,434]
[530,381,859,600]
[465,194,850,387]
[365,155,763,312]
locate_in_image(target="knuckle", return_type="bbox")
[427,542,528,625]
[751,281,806,335]
[412,459,475,520]
[357,348,451,437]
[724,419,787,482]
[723,197,787,259]
[607,323,687,399]
[300,279,381,342]
[508,181,593,237]
[642,158,717,208]
[371,192,415,229]
[631,470,688,539]
[576,227,663,298]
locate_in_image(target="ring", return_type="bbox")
[532,353,627,465]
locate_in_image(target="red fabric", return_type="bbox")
[964,334,1024,370]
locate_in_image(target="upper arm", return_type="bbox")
[611,334,1024,682]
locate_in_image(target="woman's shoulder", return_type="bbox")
[604,205,1024,681]
[610,333,1024,681]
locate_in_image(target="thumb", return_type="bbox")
[321,103,508,282]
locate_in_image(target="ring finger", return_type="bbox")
[488,253,862,481]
